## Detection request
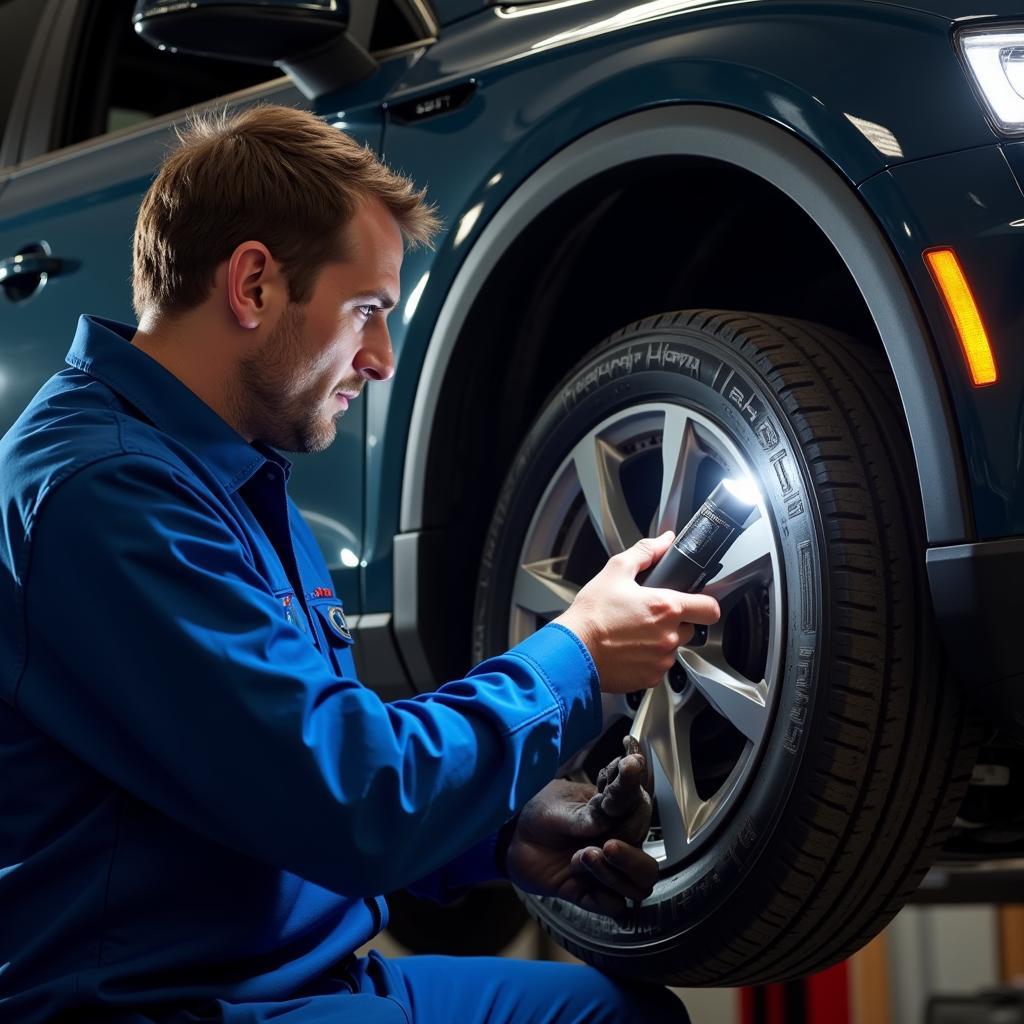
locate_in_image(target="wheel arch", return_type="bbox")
[393,104,971,687]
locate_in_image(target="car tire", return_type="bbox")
[384,884,530,956]
[471,310,979,984]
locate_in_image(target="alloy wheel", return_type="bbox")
[509,401,784,866]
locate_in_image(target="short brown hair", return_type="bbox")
[132,104,439,318]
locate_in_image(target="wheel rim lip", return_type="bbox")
[508,398,785,869]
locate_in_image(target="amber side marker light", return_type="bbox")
[924,247,998,387]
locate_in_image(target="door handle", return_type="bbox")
[0,253,64,282]
[0,245,68,302]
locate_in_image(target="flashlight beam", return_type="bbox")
[702,514,773,609]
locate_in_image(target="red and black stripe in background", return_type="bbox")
[741,961,850,1024]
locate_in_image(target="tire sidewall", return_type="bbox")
[472,325,831,957]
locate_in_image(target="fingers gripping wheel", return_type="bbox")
[471,310,978,985]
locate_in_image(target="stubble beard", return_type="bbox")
[235,303,337,455]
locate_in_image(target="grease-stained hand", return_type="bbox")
[503,752,658,919]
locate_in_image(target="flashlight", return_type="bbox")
[624,476,759,758]
[637,476,760,593]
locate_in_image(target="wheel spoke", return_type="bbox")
[703,513,773,610]
[513,557,578,617]
[641,693,714,856]
[654,407,709,536]
[571,432,642,556]
[649,732,692,862]
[678,646,768,744]
[637,683,687,856]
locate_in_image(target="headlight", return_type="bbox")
[959,27,1024,135]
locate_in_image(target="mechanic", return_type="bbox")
[0,105,720,1024]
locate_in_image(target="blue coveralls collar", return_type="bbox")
[65,314,292,493]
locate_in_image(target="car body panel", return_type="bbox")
[387,0,990,176]
[365,0,1004,611]
[871,0,1024,19]
[432,0,1024,27]
[860,145,1024,541]
[432,0,482,24]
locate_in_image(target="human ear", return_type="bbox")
[226,241,277,330]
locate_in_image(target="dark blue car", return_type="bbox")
[1,0,1021,985]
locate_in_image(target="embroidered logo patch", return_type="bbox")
[327,605,352,643]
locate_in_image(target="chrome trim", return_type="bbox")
[398,104,968,543]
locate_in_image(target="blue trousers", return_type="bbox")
[167,952,691,1023]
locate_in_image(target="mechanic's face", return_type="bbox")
[239,198,402,453]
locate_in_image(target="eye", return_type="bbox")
[357,304,379,320]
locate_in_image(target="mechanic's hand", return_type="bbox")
[554,532,720,693]
[503,752,657,919]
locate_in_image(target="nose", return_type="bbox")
[354,324,395,383]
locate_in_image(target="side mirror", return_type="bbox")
[132,0,379,101]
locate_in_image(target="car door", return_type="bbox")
[0,0,393,611]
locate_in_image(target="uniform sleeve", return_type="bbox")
[404,830,504,903]
[16,455,602,898]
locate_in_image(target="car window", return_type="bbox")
[57,0,284,151]
[0,0,47,144]
[54,0,437,154]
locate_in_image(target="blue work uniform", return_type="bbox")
[0,316,689,1024]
